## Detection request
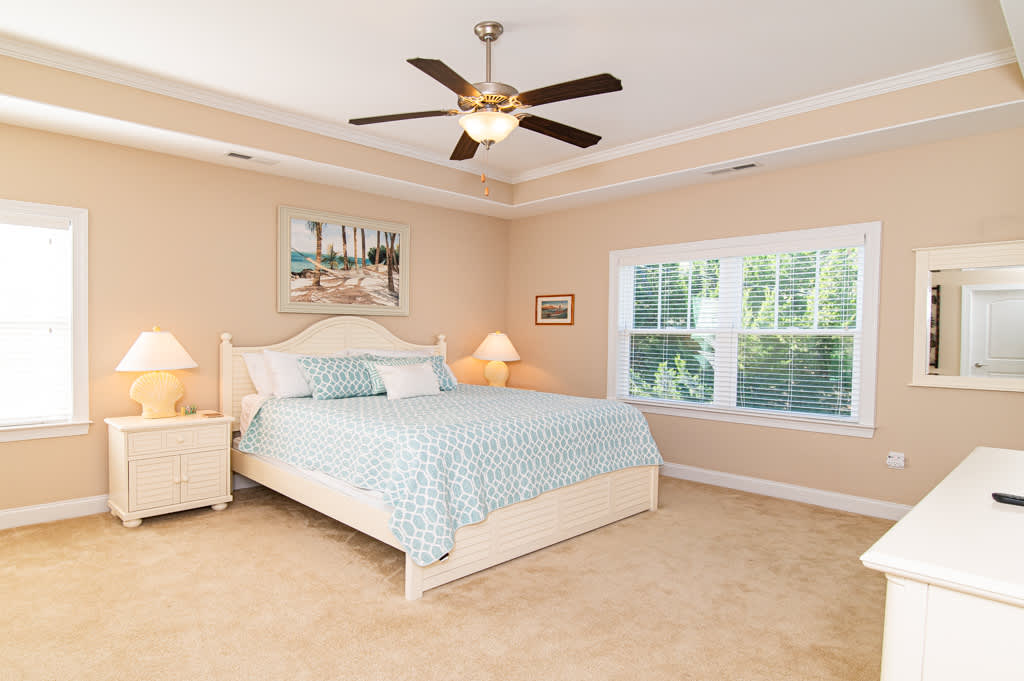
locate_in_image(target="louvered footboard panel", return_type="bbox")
[406,465,659,599]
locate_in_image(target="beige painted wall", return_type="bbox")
[506,126,1024,506]
[0,124,507,511]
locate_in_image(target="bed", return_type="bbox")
[220,316,661,599]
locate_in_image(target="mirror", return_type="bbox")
[912,240,1024,391]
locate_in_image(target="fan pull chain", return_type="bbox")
[481,146,490,197]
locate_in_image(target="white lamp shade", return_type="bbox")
[473,332,521,362]
[459,112,519,144]
[116,328,198,372]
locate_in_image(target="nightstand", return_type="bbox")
[105,414,233,527]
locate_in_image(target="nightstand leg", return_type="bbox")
[122,518,142,528]
[211,503,228,511]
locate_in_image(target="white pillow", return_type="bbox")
[263,349,343,397]
[348,348,433,358]
[242,353,274,394]
[374,362,440,400]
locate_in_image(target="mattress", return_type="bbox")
[232,434,391,512]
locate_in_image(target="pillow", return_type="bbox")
[242,353,273,394]
[359,354,457,393]
[262,349,344,397]
[297,356,378,400]
[374,362,440,400]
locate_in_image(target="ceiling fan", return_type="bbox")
[349,21,623,161]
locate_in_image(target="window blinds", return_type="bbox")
[613,241,866,422]
[0,219,74,427]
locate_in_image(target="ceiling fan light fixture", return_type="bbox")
[459,111,519,145]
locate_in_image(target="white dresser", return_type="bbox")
[861,447,1024,680]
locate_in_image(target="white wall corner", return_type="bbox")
[660,461,911,521]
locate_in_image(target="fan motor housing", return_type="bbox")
[459,82,520,111]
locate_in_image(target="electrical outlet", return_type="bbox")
[886,452,905,469]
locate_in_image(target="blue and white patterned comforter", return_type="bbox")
[239,385,662,565]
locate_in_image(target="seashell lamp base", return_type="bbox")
[129,370,185,419]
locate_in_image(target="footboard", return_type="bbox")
[404,465,659,599]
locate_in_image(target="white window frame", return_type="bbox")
[0,199,90,442]
[607,222,881,438]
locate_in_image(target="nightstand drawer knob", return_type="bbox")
[175,435,185,443]
[181,475,190,483]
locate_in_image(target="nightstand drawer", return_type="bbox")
[127,431,163,454]
[162,429,196,450]
[192,425,227,449]
[126,425,226,455]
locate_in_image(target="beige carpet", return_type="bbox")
[0,478,892,681]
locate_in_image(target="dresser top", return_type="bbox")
[861,446,1024,606]
[105,414,232,431]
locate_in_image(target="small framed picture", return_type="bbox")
[535,294,575,325]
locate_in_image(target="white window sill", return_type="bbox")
[620,399,875,438]
[0,420,92,443]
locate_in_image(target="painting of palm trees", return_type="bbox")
[278,206,409,316]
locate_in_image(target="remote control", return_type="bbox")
[992,492,1024,507]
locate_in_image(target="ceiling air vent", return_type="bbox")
[225,151,278,165]
[708,161,760,176]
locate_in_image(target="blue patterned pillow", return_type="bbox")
[359,354,457,393]
[297,356,379,399]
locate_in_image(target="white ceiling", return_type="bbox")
[0,0,1015,178]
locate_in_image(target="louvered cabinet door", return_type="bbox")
[180,450,228,503]
[129,456,180,511]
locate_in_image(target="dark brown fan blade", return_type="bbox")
[407,58,481,98]
[516,73,622,108]
[349,110,457,125]
[449,131,479,161]
[517,114,601,148]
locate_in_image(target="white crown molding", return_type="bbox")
[660,462,912,520]
[513,47,1018,183]
[0,35,1014,188]
[0,34,515,183]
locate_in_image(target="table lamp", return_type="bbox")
[472,331,520,387]
[116,326,198,418]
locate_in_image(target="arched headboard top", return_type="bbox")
[219,316,447,424]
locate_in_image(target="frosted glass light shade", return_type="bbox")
[459,112,519,144]
[116,328,198,372]
[473,332,521,362]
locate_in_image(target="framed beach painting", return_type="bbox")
[278,206,410,316]
[535,294,574,325]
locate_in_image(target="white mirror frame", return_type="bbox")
[912,240,1024,392]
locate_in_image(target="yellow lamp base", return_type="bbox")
[483,360,510,388]
[129,370,185,419]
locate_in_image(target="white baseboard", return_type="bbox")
[1,467,904,532]
[1,476,261,531]
[0,494,110,531]
[661,462,911,521]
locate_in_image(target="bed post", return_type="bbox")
[436,334,447,361]
[405,555,424,600]
[219,332,233,418]
[649,466,660,511]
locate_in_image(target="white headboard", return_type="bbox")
[219,316,447,424]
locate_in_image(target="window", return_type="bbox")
[608,223,880,437]
[0,199,89,442]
